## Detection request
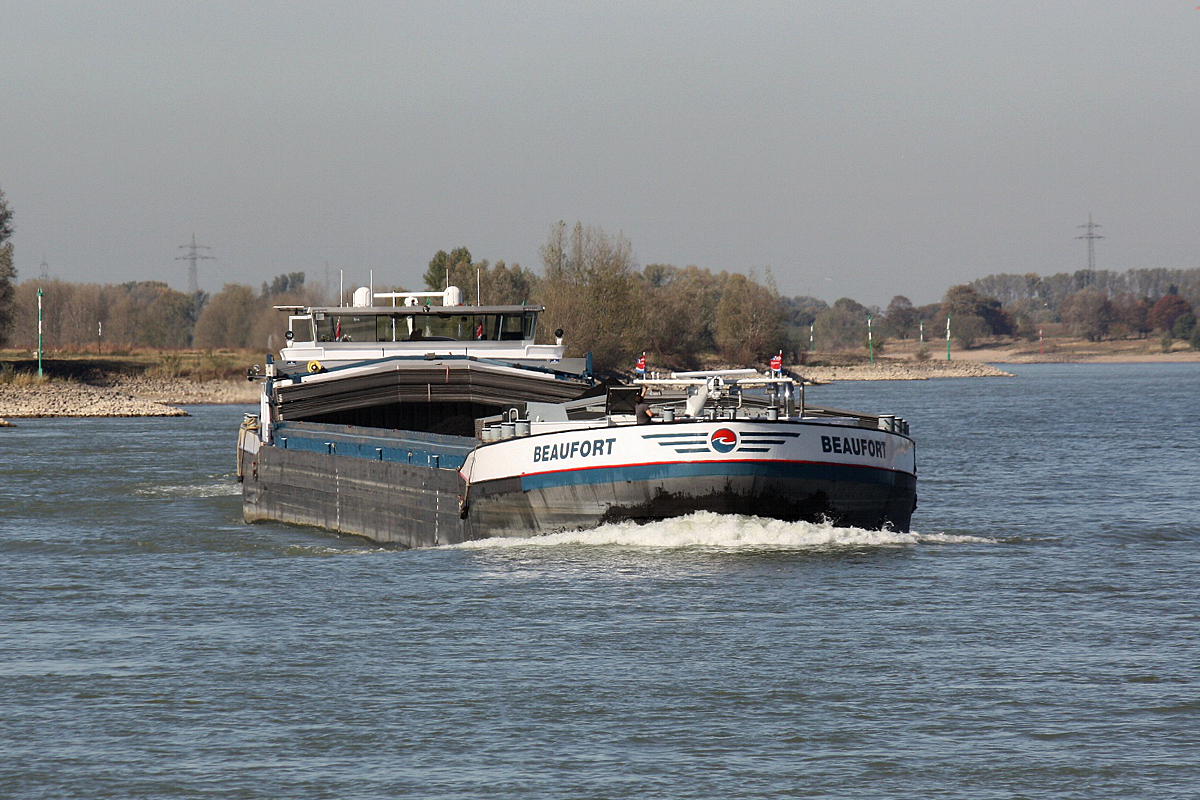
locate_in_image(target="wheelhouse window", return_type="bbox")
[318,315,377,342]
[288,316,316,343]
[317,310,539,343]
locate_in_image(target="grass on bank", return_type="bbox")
[0,362,52,386]
[0,349,258,384]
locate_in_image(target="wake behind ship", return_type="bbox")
[237,285,917,547]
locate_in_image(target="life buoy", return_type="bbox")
[307,360,324,373]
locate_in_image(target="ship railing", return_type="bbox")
[636,371,802,418]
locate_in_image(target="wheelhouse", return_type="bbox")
[285,306,540,345]
[270,286,573,379]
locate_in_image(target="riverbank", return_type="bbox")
[800,359,1013,383]
[2,339,1195,421]
[1,361,1003,423]
[0,377,257,422]
[0,362,1006,422]
[884,336,1200,364]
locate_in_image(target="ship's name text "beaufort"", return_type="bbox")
[821,435,887,459]
[533,437,618,463]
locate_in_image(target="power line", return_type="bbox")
[176,233,215,295]
[1075,213,1103,272]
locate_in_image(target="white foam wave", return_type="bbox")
[134,480,241,499]
[451,512,991,551]
[280,544,386,557]
[915,531,998,544]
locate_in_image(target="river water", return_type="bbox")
[2,363,1198,799]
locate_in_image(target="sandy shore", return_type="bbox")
[799,360,1013,383]
[935,347,1200,365]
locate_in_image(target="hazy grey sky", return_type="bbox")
[3,1,1197,307]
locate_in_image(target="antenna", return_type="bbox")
[39,255,49,280]
[1075,213,1103,272]
[176,233,215,295]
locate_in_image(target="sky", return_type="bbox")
[2,1,1198,308]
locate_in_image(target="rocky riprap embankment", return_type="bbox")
[0,362,1008,424]
[0,378,259,421]
[96,376,260,405]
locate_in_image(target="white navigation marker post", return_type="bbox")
[867,315,874,365]
[37,287,44,378]
[946,314,952,362]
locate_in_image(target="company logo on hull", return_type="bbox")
[642,427,799,455]
[709,428,738,453]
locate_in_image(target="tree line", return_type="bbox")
[968,269,1200,344]
[1,190,1197,370]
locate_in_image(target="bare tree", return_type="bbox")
[813,298,868,351]
[537,222,645,372]
[642,264,724,367]
[194,284,262,349]
[883,295,918,339]
[714,273,787,364]
[0,185,16,345]
[1061,288,1113,342]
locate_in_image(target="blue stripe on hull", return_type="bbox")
[520,459,906,492]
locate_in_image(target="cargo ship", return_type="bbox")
[237,285,917,547]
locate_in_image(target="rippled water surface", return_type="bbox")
[2,363,1199,798]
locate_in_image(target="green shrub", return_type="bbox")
[153,353,183,378]
[0,362,48,385]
